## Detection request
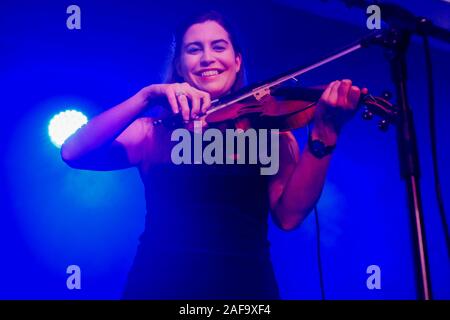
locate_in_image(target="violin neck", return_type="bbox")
[270,86,324,102]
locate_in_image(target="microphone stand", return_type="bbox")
[339,0,450,300]
[381,27,432,300]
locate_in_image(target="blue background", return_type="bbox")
[1,0,449,299]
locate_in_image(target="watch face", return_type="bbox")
[309,138,335,159]
[311,140,326,157]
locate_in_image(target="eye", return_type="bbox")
[213,46,226,52]
[186,46,201,54]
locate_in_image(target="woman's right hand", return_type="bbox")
[142,83,212,122]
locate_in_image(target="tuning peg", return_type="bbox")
[378,119,390,131]
[382,91,392,100]
[362,108,373,120]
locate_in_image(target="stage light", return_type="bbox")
[48,110,88,147]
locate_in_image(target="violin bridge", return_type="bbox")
[252,87,271,101]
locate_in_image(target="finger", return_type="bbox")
[320,81,334,102]
[165,87,180,114]
[177,94,191,121]
[348,85,361,108]
[175,83,192,121]
[337,79,352,107]
[361,87,369,95]
[187,86,210,115]
[328,80,340,106]
[197,90,211,114]
[173,85,189,120]
[179,83,201,119]
[187,90,201,119]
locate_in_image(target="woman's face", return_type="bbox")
[178,20,242,99]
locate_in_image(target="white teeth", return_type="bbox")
[200,70,219,77]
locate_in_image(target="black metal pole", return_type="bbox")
[385,29,432,300]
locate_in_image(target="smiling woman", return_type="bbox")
[176,21,241,99]
[164,10,246,101]
[61,9,363,299]
[119,11,283,299]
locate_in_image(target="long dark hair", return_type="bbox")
[164,10,247,93]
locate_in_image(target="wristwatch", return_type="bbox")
[308,134,336,159]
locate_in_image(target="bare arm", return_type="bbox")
[269,79,361,230]
[268,129,336,231]
[61,82,212,171]
[60,89,150,170]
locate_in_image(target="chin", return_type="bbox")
[198,84,227,99]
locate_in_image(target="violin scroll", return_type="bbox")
[360,90,399,131]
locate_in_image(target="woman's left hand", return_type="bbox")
[312,79,366,144]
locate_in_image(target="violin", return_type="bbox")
[152,83,399,132]
[152,37,399,132]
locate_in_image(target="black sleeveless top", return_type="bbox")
[122,147,279,299]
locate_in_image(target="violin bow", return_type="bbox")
[205,31,385,116]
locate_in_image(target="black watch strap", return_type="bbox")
[308,134,336,159]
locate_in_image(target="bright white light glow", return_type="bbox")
[48,110,88,148]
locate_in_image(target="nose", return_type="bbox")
[200,48,215,66]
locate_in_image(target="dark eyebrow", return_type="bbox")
[184,41,202,48]
[211,39,229,45]
[184,39,229,48]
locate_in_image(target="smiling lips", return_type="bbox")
[195,69,224,79]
